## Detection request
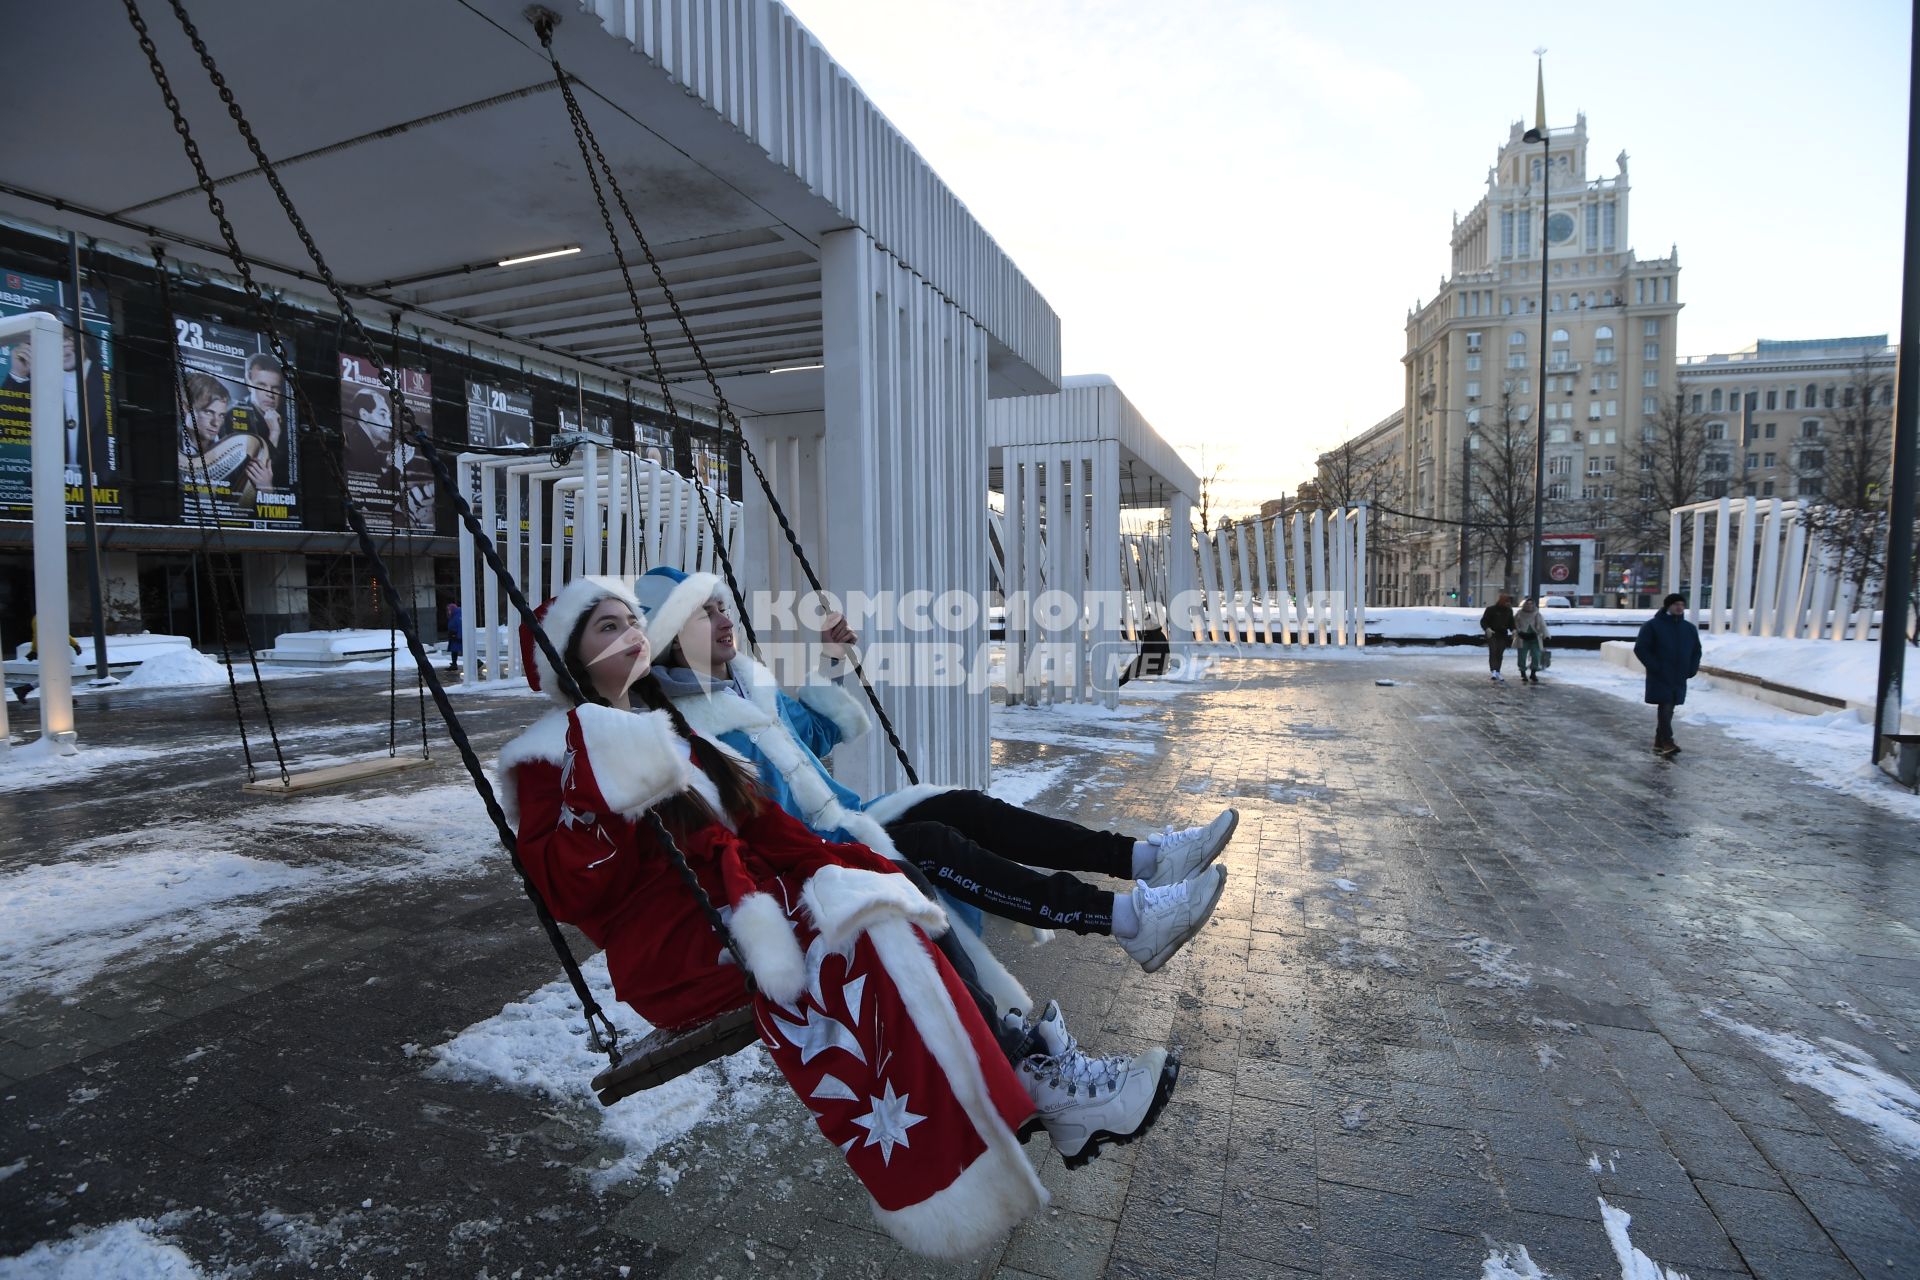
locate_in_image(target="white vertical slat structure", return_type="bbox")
[461,447,741,689]
[1668,496,1884,642]
[988,376,1198,709]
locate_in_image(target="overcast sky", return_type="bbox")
[780,0,1912,516]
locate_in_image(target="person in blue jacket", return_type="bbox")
[632,566,1236,987]
[1633,593,1702,756]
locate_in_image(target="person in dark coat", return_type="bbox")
[1479,593,1516,682]
[1633,592,1702,756]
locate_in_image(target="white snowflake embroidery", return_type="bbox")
[850,1081,924,1166]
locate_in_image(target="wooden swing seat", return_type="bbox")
[242,753,432,795]
[592,1005,760,1106]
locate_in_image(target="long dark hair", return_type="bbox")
[563,603,763,832]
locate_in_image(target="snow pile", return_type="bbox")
[1598,1197,1692,1279]
[1705,1011,1920,1160]
[0,1218,204,1279]
[428,952,778,1188]
[0,849,316,1008]
[1697,634,1916,719]
[988,759,1072,808]
[1454,935,1532,989]
[1332,878,1358,893]
[116,647,233,689]
[1480,1242,1557,1279]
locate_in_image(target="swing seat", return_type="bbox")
[242,753,432,795]
[592,1005,759,1106]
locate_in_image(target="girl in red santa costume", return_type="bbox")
[497,576,1174,1258]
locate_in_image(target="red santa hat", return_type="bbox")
[520,575,642,702]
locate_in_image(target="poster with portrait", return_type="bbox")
[340,354,434,533]
[635,419,674,472]
[0,267,120,518]
[173,313,298,528]
[465,381,533,533]
[686,433,731,495]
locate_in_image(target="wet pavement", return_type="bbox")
[2,653,1918,1278]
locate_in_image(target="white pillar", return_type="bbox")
[3,313,72,752]
[1708,497,1732,634]
[1754,502,1783,637]
[1233,518,1256,644]
[1270,513,1292,646]
[1311,509,1329,645]
[1353,506,1369,646]
[1091,441,1121,707]
[504,463,524,678]
[1666,509,1682,598]
[1731,496,1758,635]
[1688,508,1706,626]
[1167,494,1197,642]
[1289,512,1310,643]
[1252,516,1274,645]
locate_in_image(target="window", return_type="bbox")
[1466,381,1481,399]
[1843,385,1856,408]
[1644,342,1660,361]
[1551,350,1571,369]
[1644,370,1658,387]
[1466,331,1482,351]
[1466,408,1481,425]
[1765,389,1778,410]
[1705,479,1728,498]
[1710,390,1724,411]
[1551,294,1563,311]
[1587,458,1602,475]
[1882,384,1895,406]
[1467,354,1482,371]
[1764,422,1776,439]
[1785,389,1797,409]
[1519,213,1531,255]
[1707,421,1727,440]
[1549,455,1570,474]
[1548,428,1567,444]
[1603,456,1617,472]
[1801,419,1821,438]
[1746,453,1758,469]
[1605,400,1618,417]
[1552,328,1571,343]
[1603,201,1617,249]
[1501,211,1515,258]
[1549,481,1569,499]
[1639,453,1654,471]
[1805,383,1817,405]
[1762,481,1775,496]
[1603,485,1614,499]
[1594,346,1615,364]
[1763,453,1776,467]
[1586,203,1599,246]
[1799,478,1822,497]
[1640,482,1656,498]
[1801,450,1824,469]
[1604,429,1617,444]
[1691,393,1703,413]
[1643,319,1660,337]
[1510,331,1527,345]
[1588,403,1602,421]
[1508,354,1528,369]
[1602,289,1615,306]
[1642,396,1657,415]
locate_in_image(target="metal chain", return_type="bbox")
[152,244,288,786]
[535,22,920,784]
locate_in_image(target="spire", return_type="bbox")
[1533,48,1548,132]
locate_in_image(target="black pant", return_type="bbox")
[1656,702,1675,745]
[887,789,1134,936]
[1488,633,1510,673]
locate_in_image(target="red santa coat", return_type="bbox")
[498,704,1045,1257]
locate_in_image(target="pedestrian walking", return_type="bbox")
[1479,593,1516,682]
[446,601,463,675]
[1514,597,1550,684]
[1633,593,1702,756]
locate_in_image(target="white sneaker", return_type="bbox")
[1118,867,1228,973]
[1490,672,1503,682]
[1144,809,1240,888]
[1016,1001,1175,1166]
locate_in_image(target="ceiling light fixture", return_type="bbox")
[769,362,824,374]
[496,245,582,267]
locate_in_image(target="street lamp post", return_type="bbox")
[1524,54,1551,606]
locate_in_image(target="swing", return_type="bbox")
[154,245,433,797]
[120,0,922,1099]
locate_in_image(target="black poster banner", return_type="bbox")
[0,267,120,517]
[173,313,298,528]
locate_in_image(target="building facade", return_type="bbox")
[1675,336,1899,504]
[1311,409,1406,602]
[1396,111,1682,605]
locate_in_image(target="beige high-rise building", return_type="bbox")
[1396,104,1682,605]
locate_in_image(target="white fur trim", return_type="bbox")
[865,918,1046,1257]
[641,571,723,656]
[800,864,948,955]
[793,677,871,743]
[536,575,641,706]
[573,705,701,821]
[861,784,960,827]
[728,891,807,1007]
[494,709,571,827]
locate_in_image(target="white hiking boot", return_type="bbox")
[1015,1001,1176,1167]
[1118,866,1228,973]
[1144,808,1240,887]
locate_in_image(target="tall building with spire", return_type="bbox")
[1395,74,1682,605]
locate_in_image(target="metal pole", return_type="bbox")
[68,234,110,682]
[1874,0,1919,769]
[1526,125,1551,605]
[1459,429,1472,602]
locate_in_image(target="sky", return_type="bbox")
[779,0,1913,518]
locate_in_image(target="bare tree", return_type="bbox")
[1314,433,1406,571]
[1620,391,1712,550]
[1195,461,1228,535]
[1793,359,1901,600]
[1468,390,1538,589]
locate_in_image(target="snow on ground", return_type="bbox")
[1453,935,1533,989]
[987,759,1075,808]
[1480,1241,1556,1279]
[113,647,235,689]
[1704,1010,1920,1160]
[0,783,493,1008]
[0,741,172,794]
[1599,1197,1692,1279]
[989,713,1159,757]
[1550,652,1920,820]
[0,1217,204,1279]
[426,952,779,1189]
[1694,634,1916,719]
